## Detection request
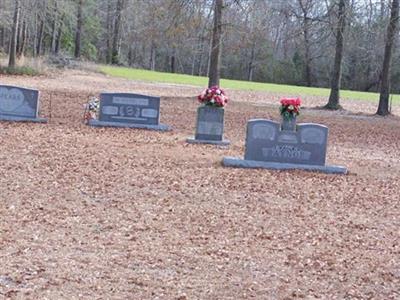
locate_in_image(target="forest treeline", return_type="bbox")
[0,0,399,110]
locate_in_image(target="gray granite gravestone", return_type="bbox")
[88,92,170,131]
[223,119,347,174]
[187,106,230,145]
[0,85,47,123]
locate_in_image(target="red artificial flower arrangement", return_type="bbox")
[279,97,301,120]
[198,86,228,107]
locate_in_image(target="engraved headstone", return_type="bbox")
[223,118,347,174]
[0,85,46,123]
[88,92,170,131]
[187,106,230,146]
[244,120,328,166]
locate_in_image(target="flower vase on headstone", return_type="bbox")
[281,115,297,131]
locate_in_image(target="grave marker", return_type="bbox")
[187,106,230,146]
[88,92,170,131]
[223,118,347,174]
[0,85,46,123]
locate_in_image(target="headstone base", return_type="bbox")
[0,115,47,123]
[222,156,347,174]
[187,137,230,146]
[88,119,171,131]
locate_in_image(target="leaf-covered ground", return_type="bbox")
[0,70,399,299]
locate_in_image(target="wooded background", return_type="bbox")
[0,0,399,94]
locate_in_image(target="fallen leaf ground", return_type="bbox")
[0,70,399,299]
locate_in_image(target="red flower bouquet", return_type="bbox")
[279,97,301,120]
[198,86,228,107]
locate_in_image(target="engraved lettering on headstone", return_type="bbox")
[244,119,327,165]
[262,145,311,160]
[141,108,158,118]
[117,105,143,120]
[113,97,149,106]
[252,123,276,140]
[197,121,223,135]
[0,86,40,119]
[301,127,325,145]
[123,106,140,117]
[278,133,298,144]
[98,93,160,126]
[0,88,25,112]
[201,111,219,122]
[102,106,119,115]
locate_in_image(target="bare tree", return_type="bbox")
[325,0,347,110]
[8,0,20,68]
[112,0,125,64]
[377,0,399,116]
[0,0,4,50]
[50,1,59,54]
[55,13,65,55]
[298,0,314,87]
[74,0,83,59]
[16,20,27,58]
[208,0,223,87]
[106,1,114,64]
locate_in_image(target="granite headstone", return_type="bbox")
[0,85,46,123]
[187,106,230,146]
[244,119,328,165]
[88,92,170,131]
[223,118,347,174]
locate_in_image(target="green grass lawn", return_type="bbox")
[100,65,400,104]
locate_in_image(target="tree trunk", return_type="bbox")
[128,45,136,66]
[303,17,312,87]
[55,14,64,55]
[377,0,399,116]
[298,0,313,87]
[326,0,347,110]
[191,46,196,75]
[149,42,156,71]
[36,20,44,56]
[112,0,124,65]
[208,0,223,88]
[16,14,23,56]
[8,0,20,68]
[197,37,206,76]
[0,0,4,50]
[17,21,27,58]
[170,47,176,73]
[0,27,4,50]
[247,42,256,81]
[50,2,58,54]
[106,1,114,64]
[196,1,213,76]
[74,0,83,59]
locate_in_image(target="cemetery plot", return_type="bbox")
[0,85,47,123]
[89,92,171,131]
[0,71,399,299]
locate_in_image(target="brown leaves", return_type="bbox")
[0,70,400,299]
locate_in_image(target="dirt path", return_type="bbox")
[0,70,399,299]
